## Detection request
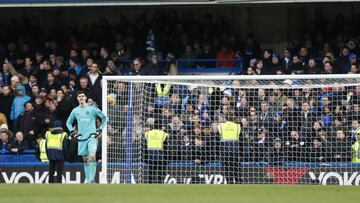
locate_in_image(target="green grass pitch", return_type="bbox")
[0,184,358,203]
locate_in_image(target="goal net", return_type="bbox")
[101,75,360,185]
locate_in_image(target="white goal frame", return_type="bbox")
[100,74,360,184]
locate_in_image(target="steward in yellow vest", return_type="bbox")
[45,120,68,183]
[217,113,242,184]
[154,83,172,108]
[144,122,170,183]
[352,130,360,163]
[38,137,48,163]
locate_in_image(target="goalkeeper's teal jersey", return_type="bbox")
[66,104,107,139]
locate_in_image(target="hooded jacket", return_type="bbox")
[10,85,31,121]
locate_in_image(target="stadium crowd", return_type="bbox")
[0,11,360,164]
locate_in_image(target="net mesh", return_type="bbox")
[103,77,360,184]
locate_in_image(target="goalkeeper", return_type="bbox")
[66,91,108,183]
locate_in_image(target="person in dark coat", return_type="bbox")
[284,130,306,162]
[308,138,327,162]
[9,131,29,153]
[87,62,102,108]
[0,128,13,151]
[191,136,209,165]
[268,137,285,166]
[143,54,164,75]
[15,102,40,147]
[332,129,352,162]
[0,85,14,127]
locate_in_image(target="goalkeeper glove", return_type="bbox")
[92,129,102,138]
[70,130,80,139]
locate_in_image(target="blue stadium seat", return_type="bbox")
[0,154,17,162]
[17,154,38,162]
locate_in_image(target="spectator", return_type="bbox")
[287,55,305,74]
[87,62,102,107]
[285,130,306,162]
[18,57,37,79]
[181,44,197,68]
[259,101,273,129]
[15,102,39,146]
[0,112,7,126]
[143,54,163,75]
[299,102,318,141]
[252,127,270,162]
[128,58,144,75]
[191,136,209,165]
[349,64,359,74]
[0,129,12,152]
[37,60,53,87]
[322,61,334,74]
[305,58,320,74]
[10,85,31,127]
[268,137,285,165]
[198,42,216,68]
[69,57,87,77]
[332,129,352,162]
[308,138,327,162]
[99,47,112,72]
[9,131,29,153]
[216,45,236,68]
[25,74,39,95]
[43,72,60,92]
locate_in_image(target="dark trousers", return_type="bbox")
[220,142,241,184]
[49,160,64,183]
[147,150,164,184]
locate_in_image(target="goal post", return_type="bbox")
[101,74,360,185]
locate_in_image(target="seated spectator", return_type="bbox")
[9,131,29,153]
[167,115,184,135]
[268,137,285,166]
[332,130,352,162]
[305,58,320,74]
[348,64,359,74]
[0,129,12,152]
[216,45,236,68]
[285,130,306,162]
[169,94,182,115]
[198,42,216,68]
[181,45,197,68]
[191,136,209,165]
[128,58,144,75]
[251,128,270,162]
[308,138,327,162]
[287,55,305,74]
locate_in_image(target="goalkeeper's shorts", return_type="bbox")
[78,137,98,156]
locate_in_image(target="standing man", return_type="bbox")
[45,120,68,183]
[218,113,242,184]
[66,91,107,183]
[144,122,170,183]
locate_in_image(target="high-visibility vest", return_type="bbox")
[145,129,169,150]
[39,139,49,163]
[352,141,360,163]
[45,131,67,150]
[156,84,171,97]
[218,121,241,141]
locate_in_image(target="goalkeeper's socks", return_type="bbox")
[89,161,97,183]
[84,163,91,184]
